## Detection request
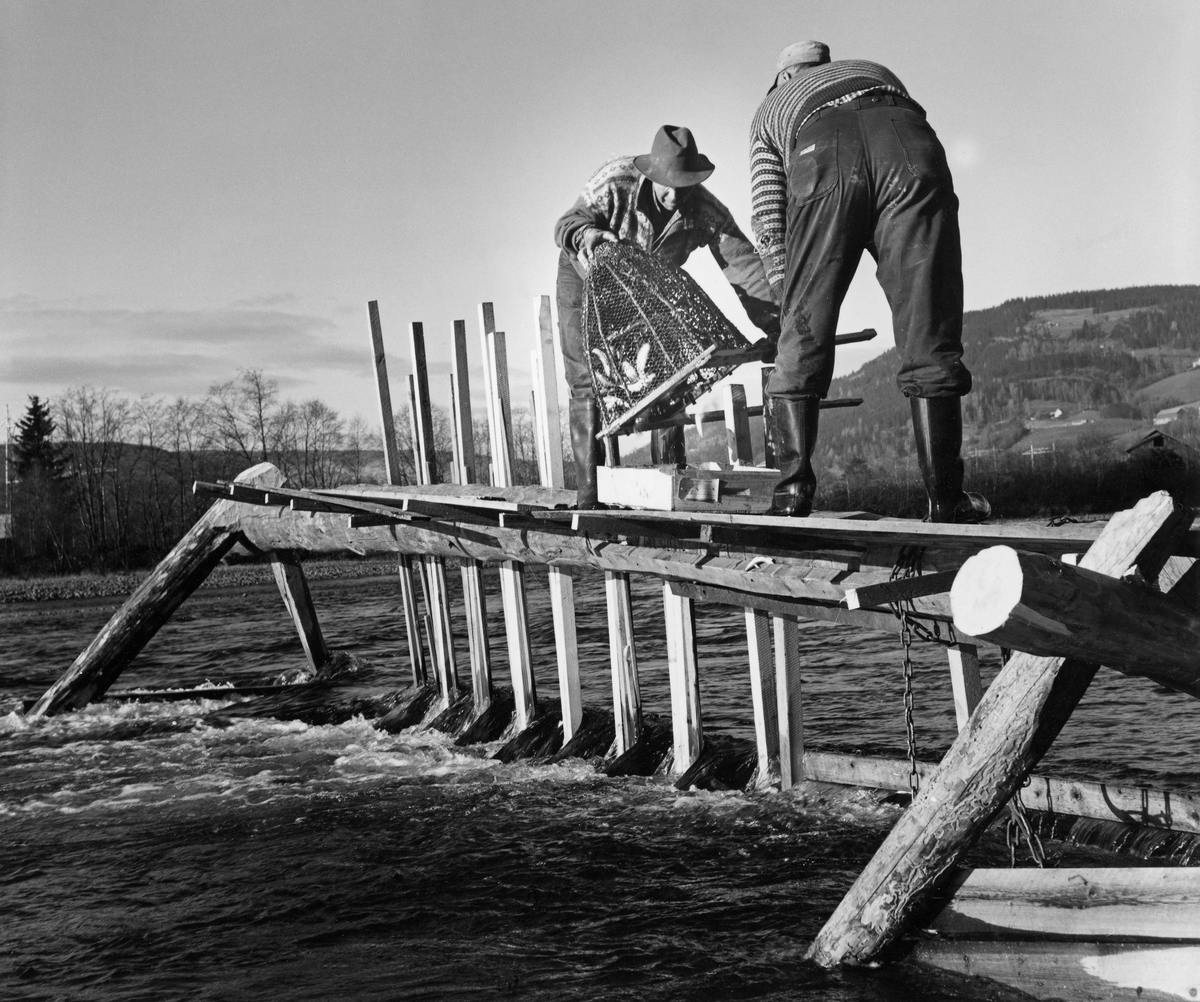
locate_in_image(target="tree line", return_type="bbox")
[3,369,549,574]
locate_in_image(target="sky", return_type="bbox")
[2,0,1198,434]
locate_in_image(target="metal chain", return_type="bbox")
[900,611,920,798]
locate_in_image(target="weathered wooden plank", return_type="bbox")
[26,463,284,718]
[951,545,1200,692]
[425,556,459,708]
[807,491,1193,968]
[664,583,702,775]
[927,867,1200,941]
[746,608,779,788]
[367,301,404,486]
[913,940,1200,1002]
[946,643,983,732]
[845,571,959,611]
[606,571,641,755]
[773,614,804,790]
[723,383,754,466]
[269,552,329,671]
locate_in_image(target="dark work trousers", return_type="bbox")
[767,93,972,401]
[556,250,593,400]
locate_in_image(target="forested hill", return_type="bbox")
[817,284,1200,466]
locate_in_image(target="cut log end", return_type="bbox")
[950,545,1024,637]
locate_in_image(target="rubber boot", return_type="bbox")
[910,396,991,523]
[570,397,605,510]
[764,397,820,517]
[653,424,687,468]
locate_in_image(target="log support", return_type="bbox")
[663,582,702,775]
[270,552,329,671]
[25,463,283,718]
[807,490,1193,967]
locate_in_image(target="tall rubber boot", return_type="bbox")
[653,424,687,468]
[764,397,820,517]
[570,397,605,510]
[910,396,991,523]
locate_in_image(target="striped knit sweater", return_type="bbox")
[749,60,918,286]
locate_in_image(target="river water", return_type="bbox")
[3,566,1198,1001]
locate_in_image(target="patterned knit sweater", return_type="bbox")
[749,60,918,286]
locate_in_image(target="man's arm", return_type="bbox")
[553,168,620,267]
[749,134,788,294]
[701,196,781,340]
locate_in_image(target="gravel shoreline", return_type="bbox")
[0,558,403,604]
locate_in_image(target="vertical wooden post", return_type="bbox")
[408,321,440,486]
[368,301,404,486]
[761,366,777,469]
[607,571,641,754]
[723,383,754,466]
[479,302,536,730]
[270,552,329,671]
[450,321,492,713]
[398,554,427,686]
[408,324,456,708]
[947,642,983,732]
[366,302,426,686]
[746,607,779,787]
[664,583,702,774]
[533,295,583,741]
[773,614,804,789]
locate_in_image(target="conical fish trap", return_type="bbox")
[582,243,748,427]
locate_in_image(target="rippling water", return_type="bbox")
[3,567,1198,1000]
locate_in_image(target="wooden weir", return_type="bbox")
[25,295,1200,998]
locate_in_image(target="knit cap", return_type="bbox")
[775,40,831,72]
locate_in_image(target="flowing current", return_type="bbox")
[3,566,1197,1001]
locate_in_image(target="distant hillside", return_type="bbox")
[816,284,1200,468]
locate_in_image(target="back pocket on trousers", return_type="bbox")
[789,130,839,205]
[891,117,950,183]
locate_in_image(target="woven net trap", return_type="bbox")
[582,243,748,427]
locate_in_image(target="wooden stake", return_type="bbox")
[408,321,440,485]
[480,302,535,727]
[26,463,283,718]
[270,551,329,671]
[398,553,427,687]
[664,582,703,774]
[449,321,492,712]
[746,608,779,787]
[532,295,582,740]
[773,614,804,789]
[607,570,641,755]
[368,301,404,486]
[947,643,982,731]
[807,491,1192,968]
[723,383,754,466]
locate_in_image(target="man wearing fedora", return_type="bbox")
[555,124,779,508]
[750,41,989,523]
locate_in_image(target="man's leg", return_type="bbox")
[556,252,604,508]
[869,105,986,521]
[765,112,867,516]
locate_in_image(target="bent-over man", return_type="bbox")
[750,40,989,522]
[555,124,779,508]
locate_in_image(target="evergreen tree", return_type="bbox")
[13,395,63,478]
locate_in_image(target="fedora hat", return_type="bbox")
[633,125,714,187]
